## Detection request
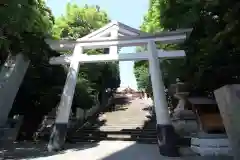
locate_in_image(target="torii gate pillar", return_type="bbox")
[148,41,179,156]
[47,45,83,152]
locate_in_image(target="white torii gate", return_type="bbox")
[46,21,191,157]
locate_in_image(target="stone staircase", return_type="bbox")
[68,117,191,147]
[67,103,157,143]
[69,125,158,144]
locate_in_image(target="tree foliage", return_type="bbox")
[0,0,54,59]
[53,3,120,111]
[159,0,240,94]
[1,1,119,139]
[134,0,166,95]
[0,0,66,139]
[136,0,240,97]
[52,3,109,39]
[140,0,163,33]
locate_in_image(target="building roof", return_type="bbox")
[117,86,138,93]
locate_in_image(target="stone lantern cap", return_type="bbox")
[168,82,190,95]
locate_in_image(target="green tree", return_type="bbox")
[140,0,240,96]
[0,0,67,139]
[134,65,152,95]
[160,0,240,93]
[53,3,120,111]
[1,0,54,58]
[134,0,176,95]
[140,0,163,33]
[1,1,119,142]
[52,3,109,39]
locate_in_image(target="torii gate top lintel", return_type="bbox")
[78,20,147,40]
[46,21,192,52]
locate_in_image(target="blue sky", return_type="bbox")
[46,0,149,90]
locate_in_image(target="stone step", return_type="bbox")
[69,124,158,144]
[92,124,151,127]
[69,136,190,145]
[69,135,158,144]
[86,128,156,131]
[79,129,156,134]
[83,128,156,132]
[76,133,157,137]
[85,124,156,129]
[71,133,157,138]
[72,129,157,139]
[69,131,191,147]
[72,134,157,139]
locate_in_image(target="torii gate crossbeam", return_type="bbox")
[49,50,185,64]
[46,31,187,51]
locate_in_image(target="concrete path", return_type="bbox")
[29,141,162,160]
[0,141,232,160]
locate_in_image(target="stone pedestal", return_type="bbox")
[191,133,231,156]
[170,84,197,136]
[214,85,240,160]
[172,94,197,136]
[172,110,198,136]
[173,92,189,114]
